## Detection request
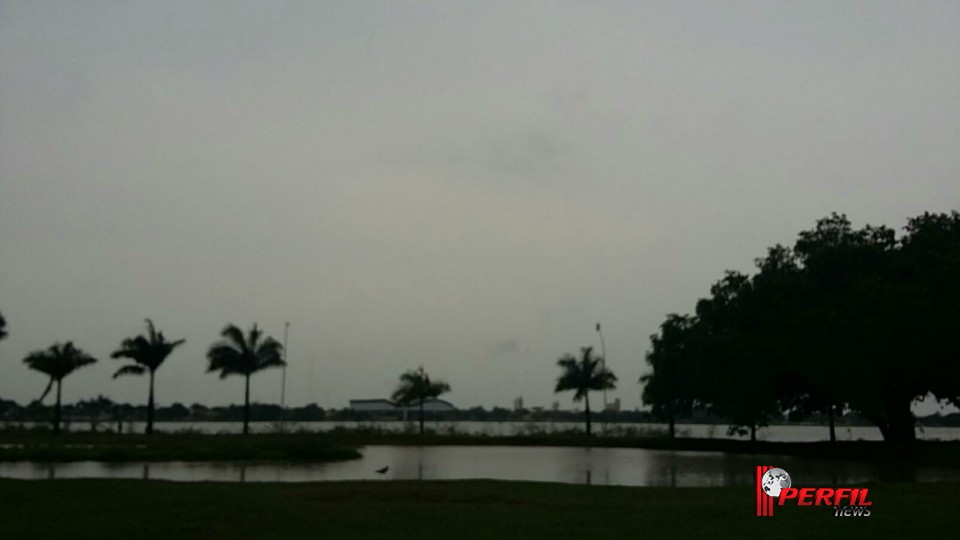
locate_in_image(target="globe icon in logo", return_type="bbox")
[761,468,791,497]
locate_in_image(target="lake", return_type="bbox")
[2,445,958,486]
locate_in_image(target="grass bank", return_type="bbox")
[0,479,952,539]
[1,428,959,464]
[0,432,360,463]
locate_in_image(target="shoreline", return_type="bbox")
[0,430,957,464]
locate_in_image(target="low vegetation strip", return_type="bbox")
[0,429,959,465]
[0,479,952,540]
[0,433,360,463]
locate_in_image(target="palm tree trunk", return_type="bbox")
[827,404,836,443]
[147,370,156,435]
[668,412,676,439]
[584,392,591,437]
[243,374,251,435]
[419,398,424,437]
[54,379,62,434]
[750,424,757,442]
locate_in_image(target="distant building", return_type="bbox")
[349,399,397,413]
[513,396,524,411]
[349,398,457,413]
[605,398,621,412]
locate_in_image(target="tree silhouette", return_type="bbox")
[641,212,960,443]
[206,324,284,435]
[23,342,97,433]
[555,347,617,436]
[391,366,451,436]
[111,319,185,435]
[642,315,698,438]
[0,312,7,341]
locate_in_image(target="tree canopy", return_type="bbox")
[555,346,617,436]
[392,366,451,436]
[112,319,185,434]
[207,323,285,434]
[23,341,98,433]
[642,212,960,442]
[112,319,185,377]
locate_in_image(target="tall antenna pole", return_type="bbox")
[596,322,607,432]
[281,322,289,426]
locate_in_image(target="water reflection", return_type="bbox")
[3,446,957,486]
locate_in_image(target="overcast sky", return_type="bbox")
[1,1,958,414]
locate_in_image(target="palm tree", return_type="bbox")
[23,342,97,433]
[206,323,284,435]
[555,346,617,436]
[111,319,185,435]
[391,366,451,437]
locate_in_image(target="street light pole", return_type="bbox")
[280,322,289,427]
[596,322,607,432]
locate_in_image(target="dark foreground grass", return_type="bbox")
[0,479,951,540]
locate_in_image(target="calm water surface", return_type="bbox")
[1,445,957,486]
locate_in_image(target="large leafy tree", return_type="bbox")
[111,319,185,435]
[642,315,699,438]
[391,366,451,437]
[206,324,285,435]
[693,272,784,441]
[555,347,617,436]
[641,212,960,443]
[898,212,960,410]
[23,342,97,433]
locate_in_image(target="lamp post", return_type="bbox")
[596,322,607,433]
[280,322,289,427]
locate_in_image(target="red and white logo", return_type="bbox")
[755,465,873,518]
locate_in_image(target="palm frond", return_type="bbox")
[145,318,158,344]
[208,323,283,379]
[255,356,286,371]
[248,324,262,350]
[113,364,147,378]
[24,341,97,382]
[113,320,183,372]
[220,324,248,353]
[35,377,54,403]
[207,343,244,374]
[392,367,450,404]
[554,346,617,400]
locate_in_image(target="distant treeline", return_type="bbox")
[0,395,957,428]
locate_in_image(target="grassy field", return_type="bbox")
[0,479,952,540]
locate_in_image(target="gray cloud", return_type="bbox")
[0,1,957,415]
